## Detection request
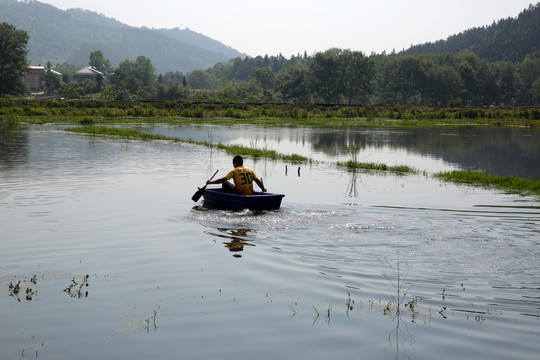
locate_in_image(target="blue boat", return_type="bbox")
[202,188,285,210]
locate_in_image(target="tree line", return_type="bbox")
[1,20,540,106]
[66,49,540,107]
[164,49,540,107]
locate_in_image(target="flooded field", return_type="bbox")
[1,121,539,359]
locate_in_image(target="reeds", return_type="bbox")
[3,99,539,127]
[349,142,361,163]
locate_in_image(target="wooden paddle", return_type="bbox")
[192,170,219,202]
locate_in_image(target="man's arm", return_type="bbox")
[254,178,267,192]
[207,177,227,185]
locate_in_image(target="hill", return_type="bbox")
[401,3,540,62]
[0,0,245,73]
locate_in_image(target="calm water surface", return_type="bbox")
[1,121,539,360]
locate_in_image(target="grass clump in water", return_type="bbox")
[216,142,307,162]
[434,170,540,196]
[337,160,417,174]
[65,125,308,162]
[66,125,174,141]
[339,140,416,174]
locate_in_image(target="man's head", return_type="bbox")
[233,155,243,167]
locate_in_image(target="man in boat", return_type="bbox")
[206,155,267,195]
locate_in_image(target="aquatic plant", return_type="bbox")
[79,117,94,126]
[144,306,161,333]
[383,248,417,316]
[249,135,258,149]
[64,275,90,298]
[8,276,38,302]
[207,129,214,148]
[345,292,355,314]
[434,170,540,196]
[348,141,361,163]
[8,280,21,296]
[337,160,418,174]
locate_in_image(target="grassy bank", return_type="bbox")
[65,125,309,163]
[434,170,540,196]
[2,99,540,127]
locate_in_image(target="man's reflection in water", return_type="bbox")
[208,228,256,258]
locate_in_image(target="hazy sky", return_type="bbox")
[38,0,535,57]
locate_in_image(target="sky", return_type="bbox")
[37,0,536,57]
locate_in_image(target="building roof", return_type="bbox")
[75,66,105,76]
[28,65,62,76]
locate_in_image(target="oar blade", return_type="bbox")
[191,186,206,202]
[191,170,218,202]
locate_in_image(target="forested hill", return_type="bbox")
[0,0,245,73]
[401,3,540,62]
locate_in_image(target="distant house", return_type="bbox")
[73,66,106,84]
[24,65,62,92]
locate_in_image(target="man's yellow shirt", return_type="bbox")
[225,166,258,195]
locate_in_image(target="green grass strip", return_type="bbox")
[434,170,540,196]
[65,125,174,140]
[337,160,418,174]
[65,125,308,162]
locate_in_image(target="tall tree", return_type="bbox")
[518,55,540,104]
[308,48,343,104]
[89,50,111,70]
[42,61,62,95]
[110,56,157,96]
[0,22,29,97]
[425,64,464,105]
[186,70,217,89]
[134,56,156,89]
[249,67,275,90]
[275,66,309,103]
[340,50,375,105]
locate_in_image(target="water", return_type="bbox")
[1,121,539,360]
[137,123,540,178]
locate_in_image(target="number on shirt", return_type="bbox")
[239,172,253,185]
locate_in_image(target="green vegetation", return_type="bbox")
[63,275,90,299]
[348,142,361,163]
[5,97,538,195]
[65,125,308,163]
[2,99,539,128]
[65,124,418,174]
[337,161,418,174]
[216,143,307,162]
[0,21,29,97]
[3,1,540,107]
[68,125,540,195]
[8,275,38,302]
[66,125,174,141]
[402,4,539,63]
[434,170,540,196]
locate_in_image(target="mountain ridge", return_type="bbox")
[400,3,540,62]
[0,0,245,73]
